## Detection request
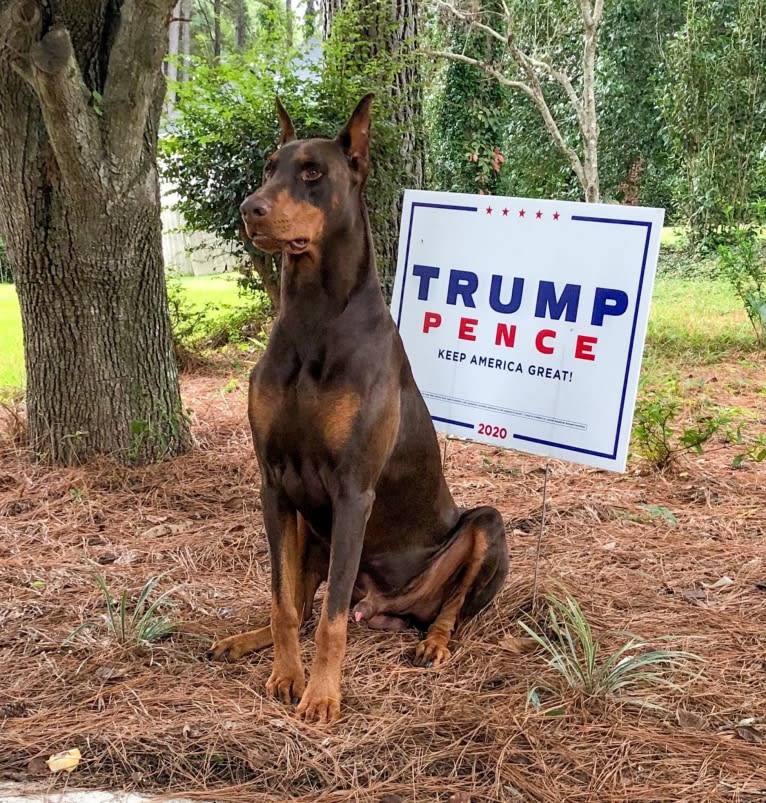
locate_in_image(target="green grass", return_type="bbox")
[173,273,240,309]
[646,275,754,362]
[0,283,23,390]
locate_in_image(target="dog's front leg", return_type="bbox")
[297,487,374,724]
[262,484,306,705]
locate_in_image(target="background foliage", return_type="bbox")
[161,0,766,307]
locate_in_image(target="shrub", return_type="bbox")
[717,227,766,347]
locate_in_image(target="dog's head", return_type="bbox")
[240,94,374,257]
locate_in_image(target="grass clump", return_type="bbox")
[69,574,176,647]
[520,592,701,710]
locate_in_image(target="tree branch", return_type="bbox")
[426,49,531,94]
[5,3,103,189]
[523,52,585,127]
[427,48,587,190]
[103,0,176,168]
[435,0,507,46]
[593,0,604,27]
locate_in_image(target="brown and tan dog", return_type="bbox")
[210,95,509,723]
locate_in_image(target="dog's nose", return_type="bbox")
[240,195,271,222]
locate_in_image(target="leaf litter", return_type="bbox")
[1,364,765,802]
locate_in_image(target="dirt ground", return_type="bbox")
[1,361,765,802]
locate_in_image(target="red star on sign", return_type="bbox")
[486,206,493,215]
[518,209,526,218]
[535,210,543,219]
[502,208,509,216]
[553,211,560,221]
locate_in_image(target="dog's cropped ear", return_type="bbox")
[275,97,297,148]
[337,93,374,179]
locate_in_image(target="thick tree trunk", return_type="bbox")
[0,0,188,464]
[323,0,425,302]
[379,0,424,299]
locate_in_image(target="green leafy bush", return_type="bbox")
[631,385,732,470]
[658,0,766,248]
[717,227,766,347]
[161,13,406,301]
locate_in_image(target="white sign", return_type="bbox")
[391,190,664,472]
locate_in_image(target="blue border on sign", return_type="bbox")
[396,202,478,329]
[513,215,653,460]
[397,201,478,432]
[432,415,475,430]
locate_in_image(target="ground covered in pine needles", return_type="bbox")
[1,361,765,802]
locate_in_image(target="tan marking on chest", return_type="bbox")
[318,389,361,452]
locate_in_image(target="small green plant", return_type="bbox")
[639,504,678,526]
[519,592,701,709]
[631,390,731,470]
[166,273,271,359]
[166,273,211,348]
[70,574,176,647]
[717,228,766,347]
[733,433,766,468]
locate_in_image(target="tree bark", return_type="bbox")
[376,0,424,300]
[180,0,192,80]
[166,0,181,113]
[0,0,189,464]
[323,0,426,301]
[213,0,222,61]
[235,0,247,50]
[321,0,343,38]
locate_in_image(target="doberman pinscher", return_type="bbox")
[210,95,509,723]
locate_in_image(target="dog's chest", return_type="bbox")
[249,355,361,458]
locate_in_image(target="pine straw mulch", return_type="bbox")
[1,361,765,803]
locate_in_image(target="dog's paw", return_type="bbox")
[266,668,305,706]
[413,636,451,668]
[207,626,273,662]
[208,634,251,662]
[296,681,341,724]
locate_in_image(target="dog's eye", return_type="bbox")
[300,168,322,182]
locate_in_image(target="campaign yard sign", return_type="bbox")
[390,190,665,472]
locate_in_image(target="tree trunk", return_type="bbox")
[235,0,247,50]
[581,0,601,203]
[0,0,189,465]
[180,0,192,81]
[166,1,182,114]
[213,0,222,61]
[321,0,343,39]
[380,0,424,298]
[324,0,425,302]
